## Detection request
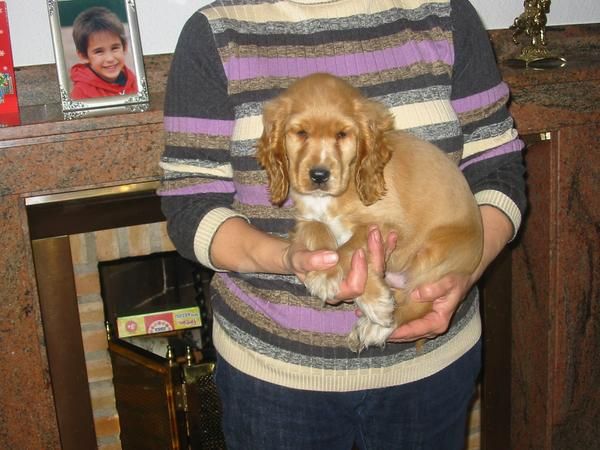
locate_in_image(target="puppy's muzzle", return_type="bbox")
[309,167,330,187]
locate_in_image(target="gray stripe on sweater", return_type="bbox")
[208,3,450,35]
[464,116,514,143]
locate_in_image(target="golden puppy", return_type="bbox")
[256,73,483,351]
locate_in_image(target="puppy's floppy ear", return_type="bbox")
[353,98,395,205]
[256,96,291,206]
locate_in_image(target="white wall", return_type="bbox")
[468,0,600,30]
[6,0,600,67]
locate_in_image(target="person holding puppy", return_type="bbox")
[159,0,526,448]
[69,7,137,99]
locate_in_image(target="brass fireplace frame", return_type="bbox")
[28,182,164,450]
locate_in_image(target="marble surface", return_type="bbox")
[491,24,600,133]
[0,26,599,449]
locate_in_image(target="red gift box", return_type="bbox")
[0,2,20,126]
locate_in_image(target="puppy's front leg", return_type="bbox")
[293,220,344,302]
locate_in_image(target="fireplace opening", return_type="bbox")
[100,252,199,319]
[27,182,224,450]
[100,251,209,358]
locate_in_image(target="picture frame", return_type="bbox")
[47,0,149,118]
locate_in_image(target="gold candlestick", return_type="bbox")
[508,0,566,69]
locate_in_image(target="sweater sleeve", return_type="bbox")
[450,0,527,239]
[158,11,247,269]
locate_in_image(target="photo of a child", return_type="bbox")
[70,6,137,100]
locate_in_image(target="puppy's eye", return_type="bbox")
[296,130,308,139]
[336,131,347,140]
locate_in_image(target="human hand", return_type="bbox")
[387,273,474,342]
[284,226,397,304]
[327,226,398,304]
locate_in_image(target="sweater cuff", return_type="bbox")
[194,207,250,271]
[475,190,522,241]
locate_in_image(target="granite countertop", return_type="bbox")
[491,24,600,133]
[0,92,165,147]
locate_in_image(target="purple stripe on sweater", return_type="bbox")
[158,180,235,196]
[234,184,295,207]
[164,116,234,136]
[220,273,356,334]
[451,82,509,114]
[460,139,524,171]
[223,40,453,80]
[234,184,271,205]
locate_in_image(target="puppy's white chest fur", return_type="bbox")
[295,194,352,246]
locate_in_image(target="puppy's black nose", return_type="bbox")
[309,168,330,185]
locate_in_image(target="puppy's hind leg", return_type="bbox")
[391,223,482,330]
[348,315,395,353]
[349,275,396,351]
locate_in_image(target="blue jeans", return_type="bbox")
[214,340,481,450]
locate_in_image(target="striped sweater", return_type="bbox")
[159,0,526,391]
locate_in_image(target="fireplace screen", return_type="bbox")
[100,251,224,449]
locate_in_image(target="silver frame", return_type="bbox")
[47,0,149,119]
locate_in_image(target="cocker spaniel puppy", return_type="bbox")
[256,73,483,352]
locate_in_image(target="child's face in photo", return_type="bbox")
[79,30,126,82]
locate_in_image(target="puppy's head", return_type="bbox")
[256,73,394,206]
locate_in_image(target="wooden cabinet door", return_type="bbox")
[511,126,600,449]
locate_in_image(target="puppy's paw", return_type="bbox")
[348,316,395,352]
[348,317,367,352]
[304,267,344,302]
[356,293,395,328]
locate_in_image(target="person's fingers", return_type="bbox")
[291,249,338,274]
[327,248,366,304]
[411,276,455,301]
[308,250,339,270]
[366,226,385,273]
[383,230,398,261]
[388,311,451,341]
